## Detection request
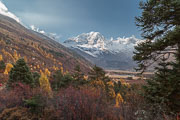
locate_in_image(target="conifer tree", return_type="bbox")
[51,70,74,90]
[134,0,180,116]
[134,0,180,71]
[73,65,86,86]
[7,58,34,87]
[144,58,171,112]
[0,60,5,73]
[88,65,110,83]
[32,72,40,87]
[88,65,112,96]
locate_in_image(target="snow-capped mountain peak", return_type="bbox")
[0,1,20,23]
[63,32,142,70]
[64,32,141,57]
[67,31,105,45]
[64,32,107,57]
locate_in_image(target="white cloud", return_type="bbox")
[0,1,62,42]
[0,1,20,23]
[30,25,45,34]
[30,25,61,40]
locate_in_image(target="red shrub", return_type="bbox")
[51,86,116,120]
[0,84,146,120]
[0,83,45,112]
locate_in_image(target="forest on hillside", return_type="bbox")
[0,0,179,120]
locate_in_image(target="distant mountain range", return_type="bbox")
[0,1,143,71]
[64,32,142,70]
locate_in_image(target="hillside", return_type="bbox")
[0,14,92,75]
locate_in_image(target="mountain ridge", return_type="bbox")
[64,32,142,70]
[0,14,92,74]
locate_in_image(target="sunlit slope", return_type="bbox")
[0,14,92,73]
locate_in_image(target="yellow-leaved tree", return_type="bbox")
[108,88,116,99]
[107,81,116,99]
[91,80,106,90]
[120,78,130,88]
[0,54,3,61]
[60,66,63,74]
[24,56,28,63]
[45,68,51,77]
[39,71,52,96]
[115,93,124,107]
[4,63,13,75]
[13,50,21,62]
[53,66,58,71]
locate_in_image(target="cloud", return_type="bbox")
[0,1,20,23]
[30,25,45,34]
[0,1,62,42]
[30,25,61,40]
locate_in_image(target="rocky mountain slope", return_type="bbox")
[64,32,142,70]
[0,14,92,74]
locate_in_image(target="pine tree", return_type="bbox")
[134,0,180,116]
[88,65,113,98]
[73,65,86,86]
[7,58,34,87]
[32,72,40,87]
[144,59,170,112]
[88,65,110,83]
[114,81,122,94]
[0,60,5,73]
[51,70,74,90]
[165,62,180,113]
[134,0,180,71]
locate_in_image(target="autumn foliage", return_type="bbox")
[39,71,52,96]
[4,63,13,75]
[0,58,177,120]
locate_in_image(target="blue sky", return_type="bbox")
[2,0,143,41]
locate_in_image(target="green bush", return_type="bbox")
[0,61,5,73]
[32,72,40,87]
[24,95,45,114]
[7,58,34,88]
[51,70,75,90]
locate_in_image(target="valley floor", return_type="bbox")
[106,69,154,84]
